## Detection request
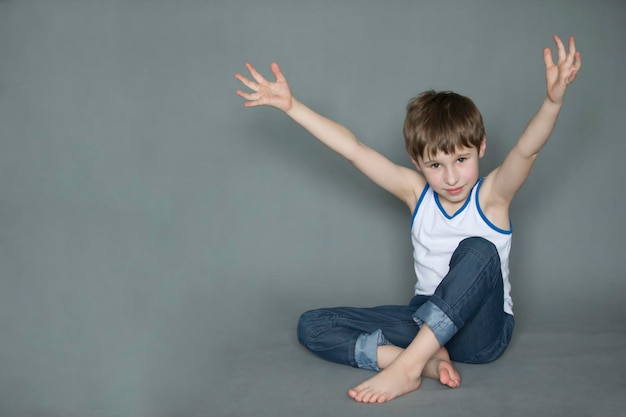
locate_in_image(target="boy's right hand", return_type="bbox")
[235,62,293,112]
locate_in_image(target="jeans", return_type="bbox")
[297,237,515,371]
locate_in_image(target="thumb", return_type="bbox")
[271,62,287,82]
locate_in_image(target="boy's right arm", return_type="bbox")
[235,62,425,210]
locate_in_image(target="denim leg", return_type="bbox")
[297,303,423,370]
[413,237,514,363]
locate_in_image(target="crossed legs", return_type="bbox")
[297,237,514,403]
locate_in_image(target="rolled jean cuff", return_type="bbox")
[412,300,458,346]
[354,329,390,371]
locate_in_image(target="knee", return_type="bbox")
[297,309,327,347]
[458,236,498,258]
[454,237,501,270]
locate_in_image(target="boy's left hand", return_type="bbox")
[544,35,582,104]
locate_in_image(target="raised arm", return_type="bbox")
[485,35,582,206]
[235,62,425,209]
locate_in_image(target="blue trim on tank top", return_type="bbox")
[410,179,514,233]
[475,178,513,234]
[434,186,472,219]
[410,184,430,229]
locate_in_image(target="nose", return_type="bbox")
[444,167,459,186]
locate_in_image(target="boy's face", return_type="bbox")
[412,140,486,209]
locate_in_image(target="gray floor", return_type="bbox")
[207,321,626,417]
[3,317,624,417]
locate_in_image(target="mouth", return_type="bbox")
[446,187,464,196]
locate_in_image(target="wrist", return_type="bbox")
[544,95,564,110]
[285,97,298,115]
[545,92,566,106]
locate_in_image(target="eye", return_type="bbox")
[430,163,440,169]
[456,157,467,163]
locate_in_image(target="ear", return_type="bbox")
[478,136,487,158]
[410,156,423,172]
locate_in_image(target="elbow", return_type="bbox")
[346,139,366,164]
[514,144,540,161]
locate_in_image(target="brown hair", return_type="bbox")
[403,90,485,161]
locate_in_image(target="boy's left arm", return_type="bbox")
[486,35,582,207]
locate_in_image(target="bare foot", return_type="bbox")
[348,346,461,403]
[378,345,460,388]
[349,325,456,403]
[348,357,422,403]
[422,347,461,388]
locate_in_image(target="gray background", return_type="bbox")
[0,1,624,416]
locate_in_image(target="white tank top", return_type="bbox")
[411,178,514,315]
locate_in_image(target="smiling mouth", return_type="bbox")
[446,187,463,195]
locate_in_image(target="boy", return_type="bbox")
[234,35,581,403]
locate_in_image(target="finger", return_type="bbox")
[573,50,582,72]
[243,100,263,108]
[270,62,286,83]
[568,52,581,81]
[235,89,260,102]
[553,34,566,63]
[567,36,577,64]
[543,46,555,69]
[245,62,268,84]
[234,73,259,92]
